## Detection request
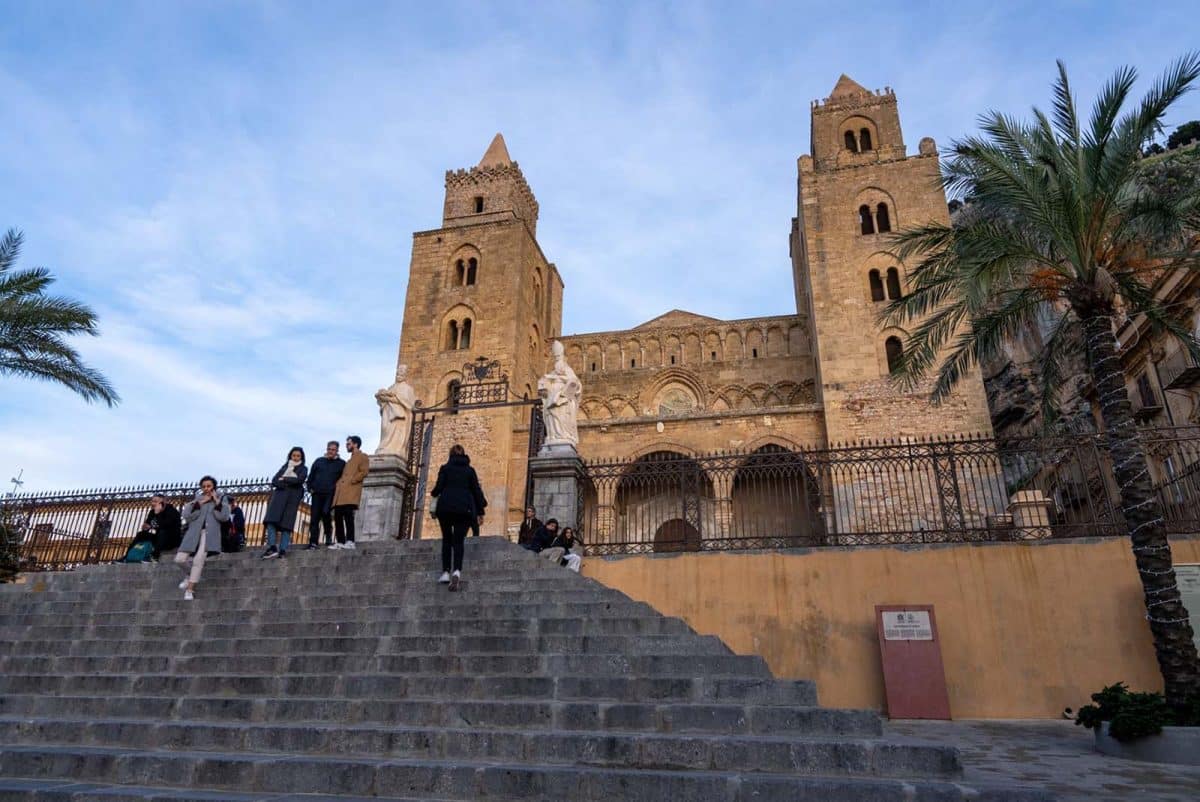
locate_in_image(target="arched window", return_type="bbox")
[859,128,873,151]
[454,260,465,285]
[859,204,875,235]
[459,319,472,350]
[876,203,891,233]
[446,320,459,350]
[885,336,904,374]
[868,269,885,302]
[591,362,597,372]
[466,258,478,286]
[843,130,858,152]
[885,267,902,300]
[630,359,636,369]
[447,379,462,411]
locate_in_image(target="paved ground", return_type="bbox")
[889,719,1200,801]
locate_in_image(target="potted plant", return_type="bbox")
[1067,682,1200,765]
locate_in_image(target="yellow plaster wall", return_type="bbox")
[582,536,1200,718]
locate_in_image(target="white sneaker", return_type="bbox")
[183,590,194,601]
[343,542,356,550]
[438,572,450,584]
[178,579,189,590]
[452,570,461,579]
[329,543,343,550]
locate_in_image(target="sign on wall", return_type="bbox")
[875,604,951,720]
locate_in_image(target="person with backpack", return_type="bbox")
[430,443,487,591]
[177,476,231,600]
[261,447,307,560]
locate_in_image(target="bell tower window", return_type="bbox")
[859,205,875,235]
[474,196,484,213]
[844,130,858,152]
[466,258,478,285]
[859,128,873,151]
[876,203,891,233]
[885,267,902,300]
[885,336,904,374]
[869,270,885,302]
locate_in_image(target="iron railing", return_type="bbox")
[2,478,311,571]
[577,427,1200,555]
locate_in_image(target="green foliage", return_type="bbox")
[1069,682,1200,741]
[0,228,119,406]
[881,54,1200,422]
[1167,119,1200,149]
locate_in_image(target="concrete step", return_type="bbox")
[0,716,958,777]
[0,600,661,627]
[0,745,1052,801]
[0,647,774,681]
[0,630,734,659]
[0,776,464,801]
[0,695,879,737]
[0,669,809,704]
[0,585,630,614]
[0,613,697,643]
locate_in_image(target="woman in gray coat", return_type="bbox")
[177,475,232,601]
[261,446,307,560]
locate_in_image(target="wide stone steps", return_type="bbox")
[0,668,815,705]
[0,537,1050,800]
[0,777,463,802]
[0,694,875,737]
[0,716,949,777]
[0,613,697,641]
[0,745,1048,801]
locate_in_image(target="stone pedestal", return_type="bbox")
[528,447,586,531]
[1007,490,1052,540]
[359,453,413,541]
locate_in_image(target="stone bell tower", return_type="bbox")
[791,75,993,445]
[395,134,564,535]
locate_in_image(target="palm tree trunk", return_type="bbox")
[1081,309,1200,709]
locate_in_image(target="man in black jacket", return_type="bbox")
[524,518,559,553]
[136,494,182,560]
[306,440,345,549]
[517,506,542,546]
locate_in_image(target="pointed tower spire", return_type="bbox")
[478,133,513,168]
[829,74,870,99]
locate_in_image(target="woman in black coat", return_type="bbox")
[261,446,307,560]
[430,444,487,590]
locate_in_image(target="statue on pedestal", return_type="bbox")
[538,341,582,450]
[375,364,417,456]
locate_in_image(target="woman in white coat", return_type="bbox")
[177,475,231,600]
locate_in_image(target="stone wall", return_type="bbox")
[583,535,1200,718]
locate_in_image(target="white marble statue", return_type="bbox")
[538,341,583,449]
[375,364,417,456]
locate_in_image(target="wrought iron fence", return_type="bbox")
[2,478,311,571]
[577,427,1200,556]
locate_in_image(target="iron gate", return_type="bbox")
[399,357,544,540]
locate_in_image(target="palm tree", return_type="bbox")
[883,55,1200,708]
[0,228,119,406]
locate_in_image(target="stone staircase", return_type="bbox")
[0,537,1051,801]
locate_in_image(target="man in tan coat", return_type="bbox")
[331,435,369,549]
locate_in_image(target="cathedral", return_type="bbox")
[395,75,994,535]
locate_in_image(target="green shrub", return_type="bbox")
[1067,682,1200,741]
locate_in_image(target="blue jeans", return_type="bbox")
[265,523,292,552]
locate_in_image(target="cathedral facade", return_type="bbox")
[395,75,994,535]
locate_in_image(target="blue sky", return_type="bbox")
[2,1,1198,491]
